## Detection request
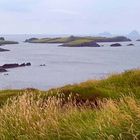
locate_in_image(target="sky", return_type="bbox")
[0,0,139,35]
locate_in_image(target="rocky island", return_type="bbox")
[0,37,18,46]
[25,36,131,47]
[110,43,122,47]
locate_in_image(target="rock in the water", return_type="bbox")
[110,43,122,47]
[26,63,31,66]
[127,43,134,46]
[40,64,46,66]
[1,63,31,69]
[2,64,19,69]
[0,48,10,52]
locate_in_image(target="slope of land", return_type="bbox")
[0,69,140,139]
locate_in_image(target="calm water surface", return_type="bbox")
[0,35,140,90]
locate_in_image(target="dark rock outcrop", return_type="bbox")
[1,63,31,69]
[0,48,10,52]
[0,63,31,72]
[110,43,122,47]
[2,64,19,69]
[26,63,31,66]
[40,64,46,66]
[136,39,140,41]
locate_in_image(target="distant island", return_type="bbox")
[25,36,131,47]
[0,37,18,46]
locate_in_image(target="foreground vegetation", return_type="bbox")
[0,69,140,139]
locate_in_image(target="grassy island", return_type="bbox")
[25,36,131,47]
[0,69,140,139]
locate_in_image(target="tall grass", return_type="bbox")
[0,69,140,139]
[0,93,140,140]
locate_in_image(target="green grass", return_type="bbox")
[0,90,21,106]
[0,89,48,107]
[0,69,140,139]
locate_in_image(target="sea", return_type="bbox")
[0,34,140,90]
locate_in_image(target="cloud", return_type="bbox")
[0,0,139,34]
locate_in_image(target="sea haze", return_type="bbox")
[0,35,140,90]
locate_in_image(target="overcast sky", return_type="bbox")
[0,0,139,34]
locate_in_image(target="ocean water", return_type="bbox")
[0,35,140,90]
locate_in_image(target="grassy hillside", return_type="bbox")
[0,69,140,139]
